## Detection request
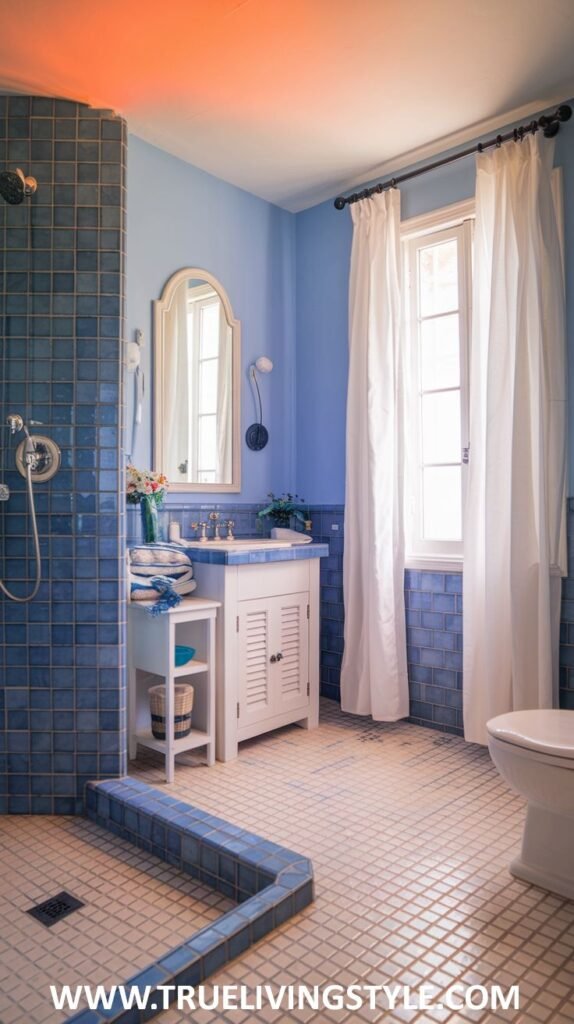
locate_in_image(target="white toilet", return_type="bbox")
[487,709,574,900]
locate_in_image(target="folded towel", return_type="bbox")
[130,544,192,567]
[128,561,193,579]
[130,580,197,601]
[130,574,197,615]
[129,546,196,614]
[130,566,196,601]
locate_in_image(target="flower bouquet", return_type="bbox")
[126,465,169,543]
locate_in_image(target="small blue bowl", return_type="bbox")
[175,645,196,667]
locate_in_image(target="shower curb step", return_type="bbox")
[66,777,313,1023]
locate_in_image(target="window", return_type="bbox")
[403,202,473,567]
[187,286,221,484]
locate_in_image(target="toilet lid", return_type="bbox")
[487,710,574,760]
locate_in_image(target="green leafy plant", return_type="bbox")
[257,492,309,528]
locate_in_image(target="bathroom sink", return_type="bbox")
[184,539,292,551]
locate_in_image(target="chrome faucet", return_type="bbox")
[191,521,208,542]
[209,511,222,540]
[225,519,235,540]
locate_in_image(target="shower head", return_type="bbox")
[0,168,38,205]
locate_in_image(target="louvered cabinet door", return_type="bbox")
[237,592,310,730]
[275,592,309,714]
[237,598,273,728]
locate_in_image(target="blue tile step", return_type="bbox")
[67,778,313,1023]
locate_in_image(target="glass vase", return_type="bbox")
[140,495,159,544]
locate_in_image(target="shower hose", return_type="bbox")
[0,459,41,602]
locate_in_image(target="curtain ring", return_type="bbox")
[390,178,397,189]
[477,142,483,153]
[496,135,502,148]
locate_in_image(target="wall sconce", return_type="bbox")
[245,356,273,451]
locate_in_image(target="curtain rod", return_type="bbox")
[333,104,572,210]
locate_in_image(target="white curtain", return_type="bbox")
[463,134,567,745]
[341,190,410,721]
[164,281,190,481]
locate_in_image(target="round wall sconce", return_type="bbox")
[246,356,273,451]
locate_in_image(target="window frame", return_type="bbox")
[402,199,474,572]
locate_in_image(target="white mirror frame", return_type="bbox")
[153,267,241,492]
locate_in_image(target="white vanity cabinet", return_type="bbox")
[189,555,321,761]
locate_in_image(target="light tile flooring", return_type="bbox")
[1,700,573,1024]
[131,700,574,1024]
[0,814,233,1023]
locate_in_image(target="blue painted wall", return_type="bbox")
[126,136,297,504]
[296,103,574,503]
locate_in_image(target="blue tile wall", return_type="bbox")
[308,503,574,736]
[0,96,127,813]
[404,568,463,734]
[127,502,266,545]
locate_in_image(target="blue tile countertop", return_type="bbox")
[178,542,329,565]
[69,778,314,1023]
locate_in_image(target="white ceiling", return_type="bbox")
[1,0,574,211]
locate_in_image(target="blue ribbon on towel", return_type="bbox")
[131,574,182,615]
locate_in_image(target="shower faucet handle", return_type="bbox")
[225,519,235,540]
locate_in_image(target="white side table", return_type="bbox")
[128,597,220,783]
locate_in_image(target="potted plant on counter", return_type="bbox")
[257,492,312,537]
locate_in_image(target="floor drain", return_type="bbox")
[26,891,85,928]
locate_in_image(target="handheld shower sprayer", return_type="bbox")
[7,413,37,467]
[0,414,42,602]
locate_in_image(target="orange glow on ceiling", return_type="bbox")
[1,0,574,210]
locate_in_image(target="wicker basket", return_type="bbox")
[149,684,194,740]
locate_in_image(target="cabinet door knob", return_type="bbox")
[276,652,283,661]
[270,654,277,663]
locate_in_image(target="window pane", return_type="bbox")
[198,471,215,484]
[420,314,460,391]
[198,415,216,470]
[419,239,458,317]
[423,466,461,540]
[199,358,218,414]
[421,391,461,464]
[200,302,220,359]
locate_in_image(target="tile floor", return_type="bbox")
[1,700,573,1024]
[0,815,233,1023]
[131,700,574,1024]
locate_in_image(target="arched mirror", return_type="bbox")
[153,268,241,492]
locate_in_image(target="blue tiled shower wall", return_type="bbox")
[145,501,574,738]
[0,96,127,813]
